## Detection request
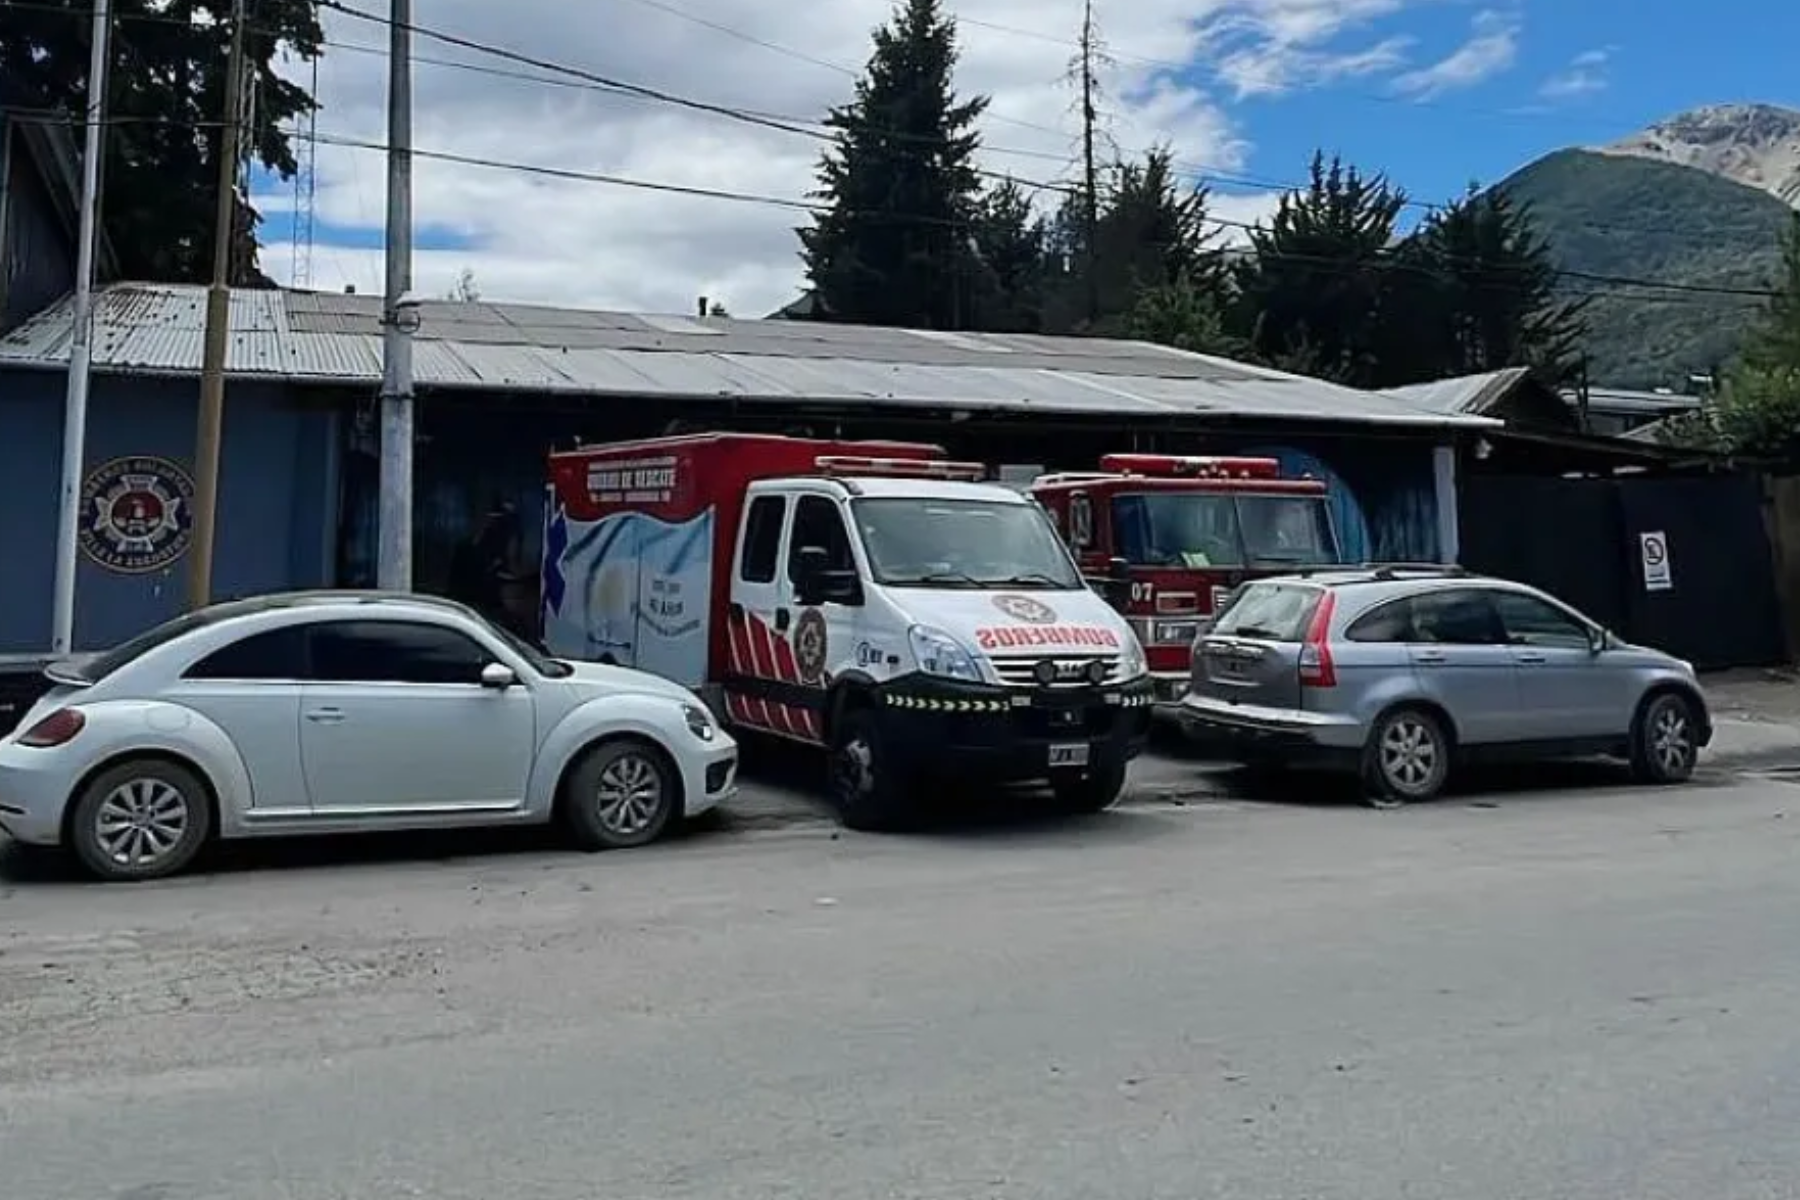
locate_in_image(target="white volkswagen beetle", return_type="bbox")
[0,592,737,881]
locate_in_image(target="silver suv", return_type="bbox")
[1179,566,1711,804]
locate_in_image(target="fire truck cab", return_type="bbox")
[542,435,1153,830]
[1031,453,1341,705]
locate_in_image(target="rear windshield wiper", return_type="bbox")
[1218,624,1282,639]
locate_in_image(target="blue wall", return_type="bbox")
[0,370,339,652]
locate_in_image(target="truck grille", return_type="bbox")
[990,655,1125,689]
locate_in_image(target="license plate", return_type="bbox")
[1048,742,1090,768]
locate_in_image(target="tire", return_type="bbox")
[67,758,213,882]
[828,708,911,831]
[1362,706,1451,806]
[1052,760,1128,814]
[561,739,681,851]
[1630,690,1701,785]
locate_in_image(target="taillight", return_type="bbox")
[17,708,85,748]
[1297,592,1337,687]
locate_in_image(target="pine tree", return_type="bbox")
[0,0,324,284]
[798,0,988,328]
[1231,153,1405,386]
[966,178,1048,333]
[1389,188,1588,384]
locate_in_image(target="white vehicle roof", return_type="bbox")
[815,476,1032,503]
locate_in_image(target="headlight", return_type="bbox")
[909,625,984,683]
[1117,631,1148,680]
[681,702,715,741]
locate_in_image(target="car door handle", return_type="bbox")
[774,608,790,632]
[1413,651,1447,664]
[304,707,345,723]
[1515,652,1546,664]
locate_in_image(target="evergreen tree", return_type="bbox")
[1744,211,1800,373]
[1231,153,1405,386]
[966,178,1048,333]
[1124,276,1240,357]
[798,0,988,328]
[1387,188,1588,384]
[1,0,324,284]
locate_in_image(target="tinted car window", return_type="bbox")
[740,496,785,583]
[1345,598,1415,643]
[1410,589,1506,645]
[787,496,855,578]
[1493,590,1592,650]
[184,626,310,680]
[310,621,493,685]
[1210,582,1320,642]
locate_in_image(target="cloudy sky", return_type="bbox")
[251,0,1800,318]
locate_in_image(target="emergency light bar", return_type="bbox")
[814,455,987,481]
[1098,453,1281,479]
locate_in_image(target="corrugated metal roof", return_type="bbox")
[1380,367,1532,415]
[0,282,1496,429]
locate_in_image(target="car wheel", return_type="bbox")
[562,739,680,850]
[1363,707,1450,806]
[1051,760,1128,814]
[829,709,910,831]
[1630,691,1700,785]
[68,758,213,882]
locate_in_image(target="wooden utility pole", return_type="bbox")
[187,0,248,610]
[1077,0,1101,325]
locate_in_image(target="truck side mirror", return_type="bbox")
[794,546,861,606]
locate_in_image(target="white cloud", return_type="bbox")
[1538,46,1612,100]
[1389,9,1519,101]
[261,0,1432,316]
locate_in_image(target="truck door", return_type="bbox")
[726,492,790,738]
[778,495,867,745]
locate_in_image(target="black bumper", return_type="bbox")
[871,675,1154,783]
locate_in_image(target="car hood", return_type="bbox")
[558,660,697,704]
[882,586,1135,657]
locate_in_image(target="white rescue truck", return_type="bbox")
[541,434,1154,827]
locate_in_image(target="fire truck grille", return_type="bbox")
[990,656,1125,689]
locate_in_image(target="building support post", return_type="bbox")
[187,0,248,610]
[377,0,415,590]
[1433,441,1460,564]
[49,0,112,653]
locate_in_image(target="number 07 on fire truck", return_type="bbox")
[541,435,1154,829]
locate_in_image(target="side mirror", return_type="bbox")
[480,662,517,689]
[794,546,861,606]
[1108,556,1130,579]
[1587,628,1608,655]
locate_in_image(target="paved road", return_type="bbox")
[5,758,1800,1199]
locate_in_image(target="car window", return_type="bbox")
[1409,589,1506,645]
[1209,582,1320,641]
[1492,591,1592,650]
[1345,598,1414,643]
[787,496,855,579]
[310,620,495,685]
[184,626,310,680]
[740,496,785,583]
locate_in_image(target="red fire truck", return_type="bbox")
[1030,453,1341,704]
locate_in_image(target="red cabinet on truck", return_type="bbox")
[1031,454,1341,705]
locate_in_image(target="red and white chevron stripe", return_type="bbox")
[725,609,823,744]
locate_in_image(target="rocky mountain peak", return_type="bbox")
[1597,103,1800,207]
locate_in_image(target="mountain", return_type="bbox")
[1598,103,1800,208]
[1495,147,1792,389]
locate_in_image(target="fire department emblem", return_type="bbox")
[993,594,1056,624]
[793,607,828,683]
[79,455,196,574]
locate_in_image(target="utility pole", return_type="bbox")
[1077,0,1101,326]
[377,0,416,590]
[49,0,113,654]
[187,0,248,611]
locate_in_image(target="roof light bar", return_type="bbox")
[815,455,987,481]
[1098,453,1282,479]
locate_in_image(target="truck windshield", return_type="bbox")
[1112,492,1337,569]
[853,497,1084,589]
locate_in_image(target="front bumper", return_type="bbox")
[872,674,1154,783]
[682,736,740,819]
[1177,692,1365,767]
